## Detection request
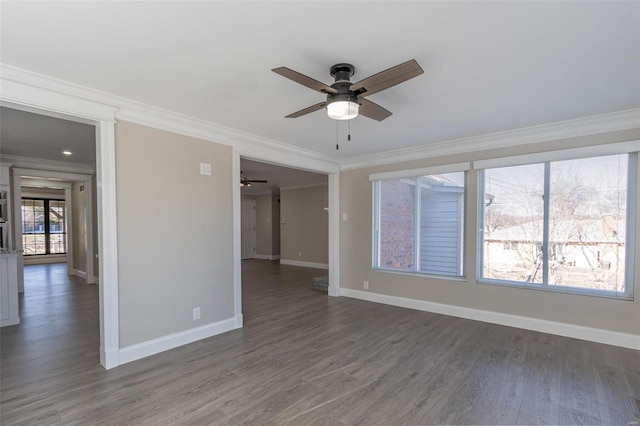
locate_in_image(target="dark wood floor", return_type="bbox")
[1,261,639,425]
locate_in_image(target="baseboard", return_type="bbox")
[23,255,67,265]
[69,268,87,279]
[118,315,242,366]
[279,259,329,269]
[340,288,640,350]
[102,348,120,370]
[0,316,20,327]
[255,254,281,260]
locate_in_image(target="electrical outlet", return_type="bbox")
[363,280,369,290]
[193,307,201,320]
[298,251,302,257]
[200,163,212,176]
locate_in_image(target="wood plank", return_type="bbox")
[1,261,638,425]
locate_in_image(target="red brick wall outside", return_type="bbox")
[379,179,415,270]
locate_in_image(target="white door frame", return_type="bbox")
[12,169,94,289]
[233,151,341,316]
[1,80,120,369]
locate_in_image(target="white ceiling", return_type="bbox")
[240,158,327,196]
[0,107,96,166]
[0,106,323,192]
[1,1,639,160]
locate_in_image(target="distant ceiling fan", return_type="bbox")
[240,173,267,187]
[272,59,423,121]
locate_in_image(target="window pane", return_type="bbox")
[22,199,45,234]
[49,200,65,234]
[21,198,67,255]
[377,178,415,271]
[419,172,464,276]
[49,233,66,254]
[23,234,46,255]
[482,164,545,283]
[549,154,627,292]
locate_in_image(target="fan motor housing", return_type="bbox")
[330,63,355,82]
[328,63,359,105]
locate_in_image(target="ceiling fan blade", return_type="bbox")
[244,179,268,183]
[285,102,327,118]
[358,98,392,121]
[350,59,424,97]
[272,67,338,94]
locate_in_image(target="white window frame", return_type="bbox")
[475,141,639,300]
[371,162,470,279]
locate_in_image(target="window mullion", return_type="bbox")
[477,170,486,280]
[542,162,551,285]
[43,199,49,255]
[624,153,638,297]
[414,177,421,273]
[373,181,380,268]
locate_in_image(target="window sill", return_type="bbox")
[476,278,633,301]
[373,267,466,282]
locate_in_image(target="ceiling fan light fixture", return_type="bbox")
[327,99,359,120]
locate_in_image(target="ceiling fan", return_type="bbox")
[272,59,423,121]
[240,173,267,187]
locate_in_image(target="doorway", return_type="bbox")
[0,95,119,369]
[239,158,330,264]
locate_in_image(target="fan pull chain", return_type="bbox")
[336,120,339,150]
[348,119,351,142]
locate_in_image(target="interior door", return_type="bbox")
[241,199,256,260]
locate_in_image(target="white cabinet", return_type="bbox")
[0,252,20,327]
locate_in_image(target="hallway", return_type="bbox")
[1,264,99,391]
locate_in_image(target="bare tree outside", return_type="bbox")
[482,154,627,293]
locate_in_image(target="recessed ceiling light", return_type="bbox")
[62,150,72,156]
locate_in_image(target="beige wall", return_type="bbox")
[340,129,640,336]
[116,121,234,347]
[71,182,86,271]
[280,185,328,264]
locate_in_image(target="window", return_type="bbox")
[373,169,466,277]
[22,198,67,255]
[479,153,635,297]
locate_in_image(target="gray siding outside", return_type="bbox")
[420,186,464,275]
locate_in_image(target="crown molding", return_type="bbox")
[1,64,340,174]
[3,64,638,175]
[1,65,117,122]
[0,154,94,174]
[341,108,640,170]
[279,182,328,191]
